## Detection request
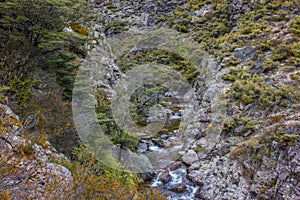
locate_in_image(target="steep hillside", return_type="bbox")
[0,0,299,199]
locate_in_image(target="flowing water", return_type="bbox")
[137,94,199,199]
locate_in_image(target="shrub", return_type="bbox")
[104,21,128,35]
[9,78,36,107]
[116,49,199,84]
[71,24,89,36]
[223,67,299,109]
[289,16,300,37]
[16,141,34,158]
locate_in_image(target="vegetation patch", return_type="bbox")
[116,49,199,84]
[71,24,89,36]
[104,21,128,35]
[96,92,139,152]
[289,16,300,37]
[222,67,299,110]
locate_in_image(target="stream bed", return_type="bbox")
[136,93,200,199]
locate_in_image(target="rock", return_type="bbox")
[233,46,255,64]
[169,183,187,193]
[194,187,204,199]
[186,170,204,186]
[158,171,172,183]
[139,171,155,182]
[166,161,183,171]
[138,142,148,153]
[182,150,199,165]
[161,190,176,197]
[156,139,170,148]
[188,162,200,172]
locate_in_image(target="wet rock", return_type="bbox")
[182,176,194,186]
[158,171,172,183]
[139,171,155,182]
[182,150,199,165]
[166,161,183,171]
[156,139,170,148]
[161,190,176,197]
[138,142,148,153]
[169,183,187,193]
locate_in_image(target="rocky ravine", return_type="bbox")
[1,0,299,200]
[85,0,300,199]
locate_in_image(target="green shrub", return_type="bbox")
[223,117,255,136]
[104,21,128,35]
[289,16,300,37]
[116,49,199,84]
[223,67,299,109]
[9,78,36,107]
[52,51,80,100]
[96,92,139,152]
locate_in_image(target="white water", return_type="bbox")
[151,166,199,200]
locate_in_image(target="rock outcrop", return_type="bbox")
[0,104,72,199]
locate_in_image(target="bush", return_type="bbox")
[9,79,36,107]
[71,24,89,36]
[223,67,299,109]
[289,16,300,37]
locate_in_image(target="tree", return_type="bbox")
[0,0,87,83]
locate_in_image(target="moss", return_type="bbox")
[173,24,189,33]
[223,66,298,109]
[223,120,237,135]
[222,67,251,81]
[270,43,300,67]
[194,146,201,153]
[188,0,212,11]
[70,24,89,36]
[271,45,292,61]
[290,73,299,81]
[266,1,282,11]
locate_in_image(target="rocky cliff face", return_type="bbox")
[0,104,72,199]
